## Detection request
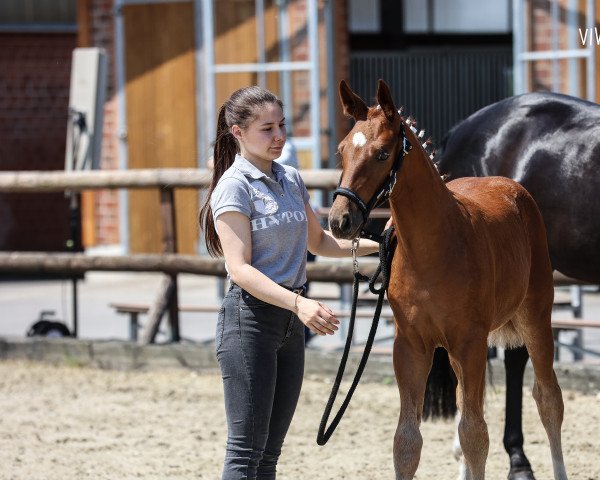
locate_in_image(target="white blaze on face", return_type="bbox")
[352,131,367,148]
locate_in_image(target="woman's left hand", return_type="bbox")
[295,297,340,336]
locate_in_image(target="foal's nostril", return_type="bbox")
[340,213,351,233]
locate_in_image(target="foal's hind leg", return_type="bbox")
[392,336,433,480]
[448,337,489,480]
[520,309,568,479]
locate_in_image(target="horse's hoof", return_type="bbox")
[507,467,536,480]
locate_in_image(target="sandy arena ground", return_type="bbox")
[1,360,599,480]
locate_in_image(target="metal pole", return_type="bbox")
[203,0,216,145]
[567,0,579,97]
[586,0,595,101]
[551,0,560,92]
[278,0,293,132]
[308,0,322,204]
[194,0,207,167]
[256,0,266,88]
[114,0,130,254]
[68,193,80,338]
[512,0,525,95]
[324,0,337,170]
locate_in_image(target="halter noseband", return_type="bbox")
[333,123,412,225]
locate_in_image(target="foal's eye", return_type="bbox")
[376,150,390,162]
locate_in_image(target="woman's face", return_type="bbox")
[232,103,286,164]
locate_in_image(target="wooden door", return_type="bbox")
[123,2,197,253]
[213,0,280,106]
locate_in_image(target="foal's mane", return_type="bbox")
[375,104,448,182]
[356,91,449,183]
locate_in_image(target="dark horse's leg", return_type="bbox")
[504,345,536,480]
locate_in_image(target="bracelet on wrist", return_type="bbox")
[294,292,301,311]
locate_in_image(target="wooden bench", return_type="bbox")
[111,300,600,360]
[109,302,396,342]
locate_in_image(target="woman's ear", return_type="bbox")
[231,125,242,140]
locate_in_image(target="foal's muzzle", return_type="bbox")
[328,198,364,240]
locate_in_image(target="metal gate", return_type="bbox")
[349,48,513,143]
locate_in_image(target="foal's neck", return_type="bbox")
[390,142,457,255]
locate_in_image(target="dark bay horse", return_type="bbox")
[430,91,600,479]
[328,79,567,480]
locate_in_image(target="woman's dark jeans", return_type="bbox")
[216,284,305,480]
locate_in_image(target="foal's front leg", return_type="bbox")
[449,339,490,480]
[392,336,433,480]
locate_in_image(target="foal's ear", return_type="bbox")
[376,79,398,123]
[339,80,368,121]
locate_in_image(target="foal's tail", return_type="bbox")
[423,348,458,420]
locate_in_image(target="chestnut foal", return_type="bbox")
[328,79,567,480]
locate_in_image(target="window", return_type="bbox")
[349,0,382,33]
[0,0,77,31]
[403,0,510,34]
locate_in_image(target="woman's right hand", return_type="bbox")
[295,297,340,335]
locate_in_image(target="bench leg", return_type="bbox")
[130,313,139,342]
[553,328,560,361]
[571,285,584,361]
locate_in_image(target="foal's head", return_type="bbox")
[329,79,407,239]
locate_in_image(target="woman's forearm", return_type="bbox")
[309,230,379,257]
[228,263,300,311]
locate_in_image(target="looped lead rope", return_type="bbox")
[368,226,395,295]
[316,226,396,446]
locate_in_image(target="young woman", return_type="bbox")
[199,86,379,480]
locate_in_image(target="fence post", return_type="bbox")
[161,188,180,342]
[139,187,181,344]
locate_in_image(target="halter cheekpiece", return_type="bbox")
[333,123,412,227]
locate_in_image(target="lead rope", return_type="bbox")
[316,226,396,446]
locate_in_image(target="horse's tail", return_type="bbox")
[423,348,458,420]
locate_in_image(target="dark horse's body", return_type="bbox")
[439,91,600,282]
[432,91,600,479]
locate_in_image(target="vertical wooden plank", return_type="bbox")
[76,0,92,48]
[123,2,197,254]
[214,0,257,106]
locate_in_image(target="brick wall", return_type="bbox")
[287,0,349,167]
[0,33,76,251]
[528,0,590,94]
[88,0,120,246]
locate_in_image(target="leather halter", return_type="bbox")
[333,123,412,225]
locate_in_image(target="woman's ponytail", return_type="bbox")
[199,103,238,257]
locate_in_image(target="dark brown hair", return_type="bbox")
[199,86,283,257]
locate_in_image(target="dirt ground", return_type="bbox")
[0,360,598,480]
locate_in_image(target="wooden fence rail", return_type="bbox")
[0,168,343,343]
[0,251,584,286]
[0,169,593,345]
[0,168,342,191]
[0,252,380,283]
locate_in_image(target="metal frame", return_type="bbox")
[199,0,322,179]
[115,0,328,252]
[513,0,596,100]
[114,0,130,254]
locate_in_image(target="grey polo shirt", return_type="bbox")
[210,154,310,288]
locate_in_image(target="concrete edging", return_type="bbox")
[1,336,600,394]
